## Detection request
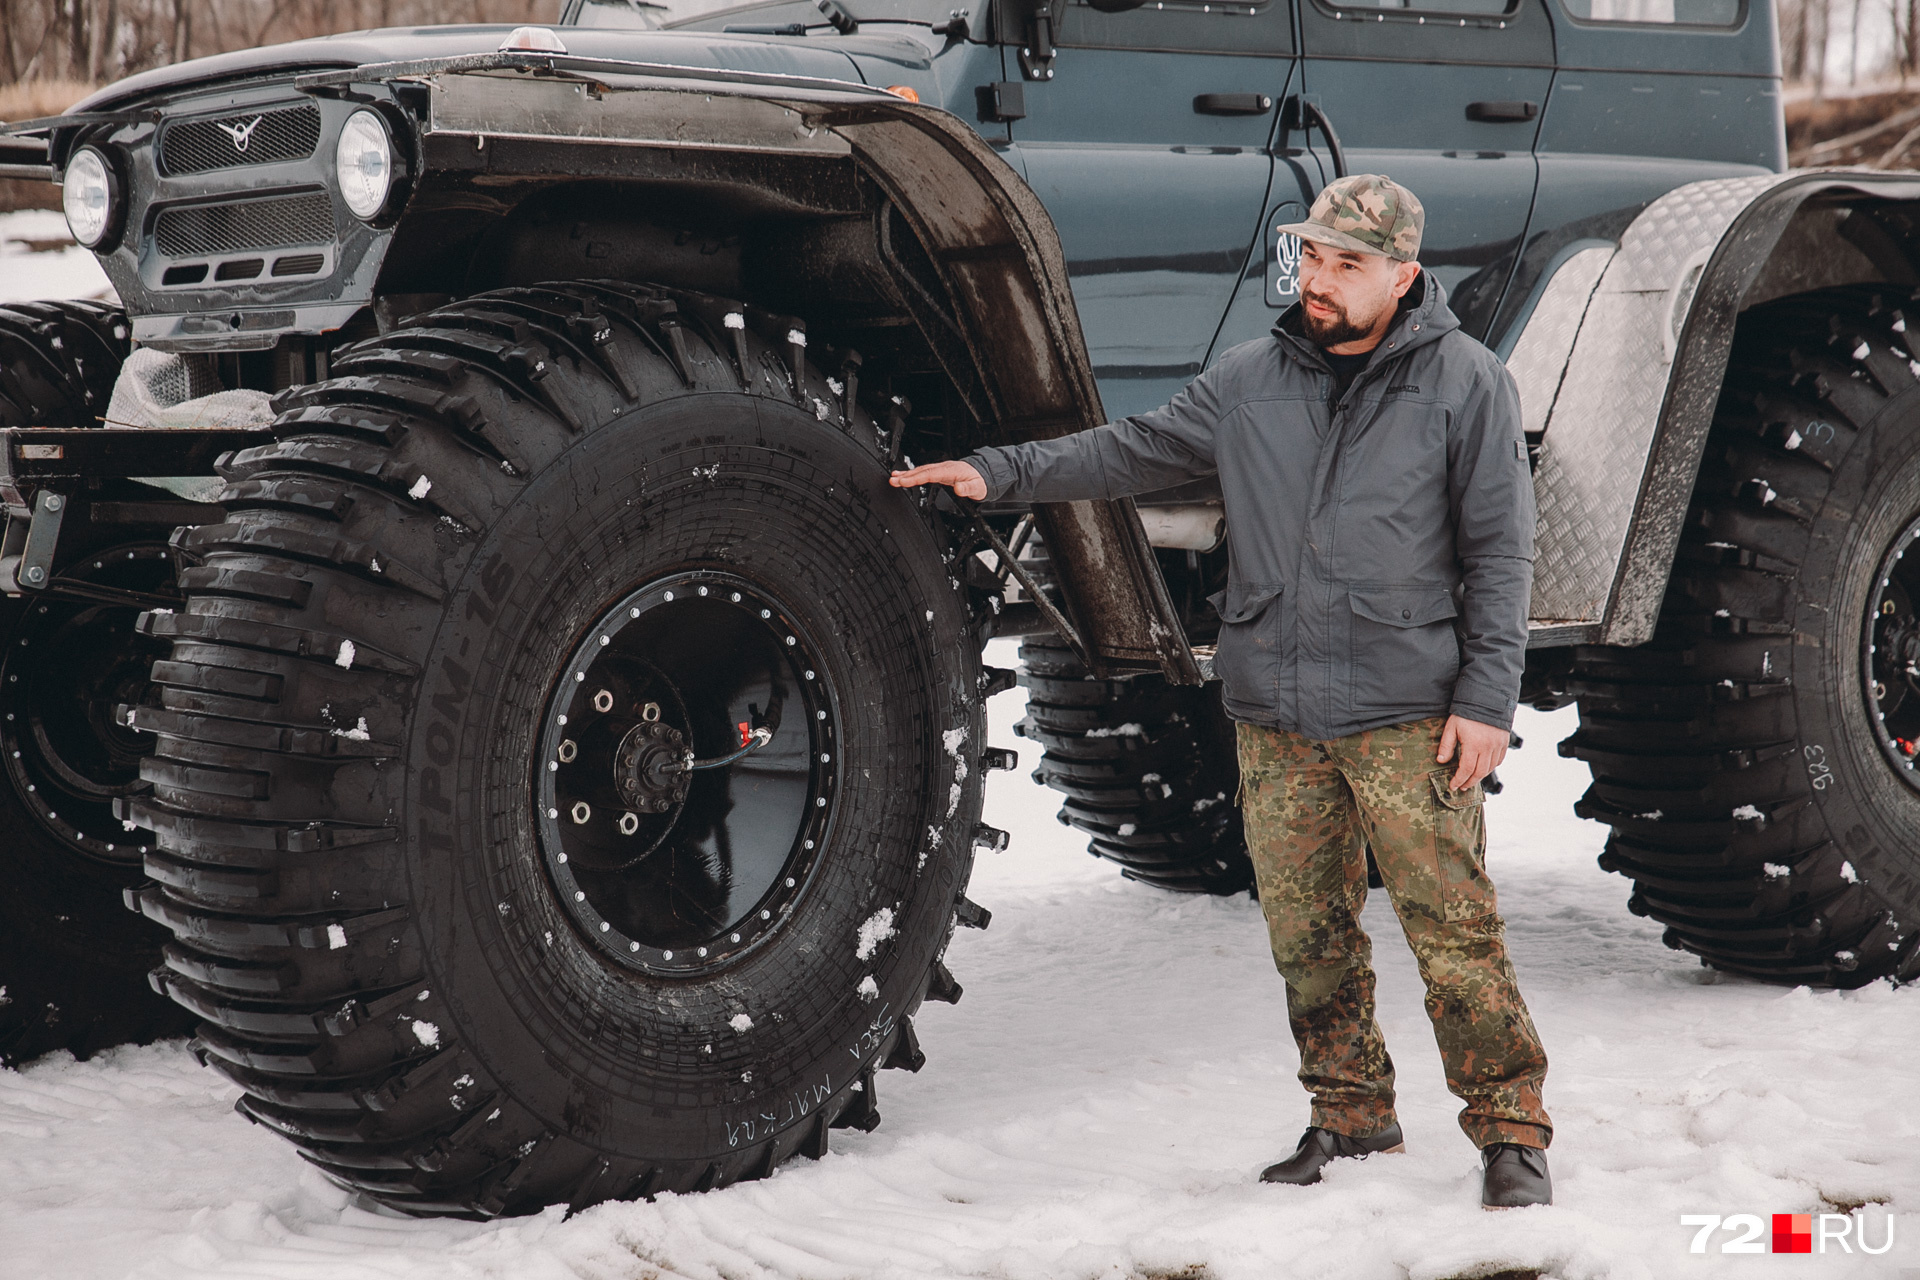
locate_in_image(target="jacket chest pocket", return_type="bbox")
[1207,582,1286,712]
[1347,586,1460,716]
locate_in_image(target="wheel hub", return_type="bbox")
[535,571,838,973]
[1864,514,1920,787]
[613,720,692,813]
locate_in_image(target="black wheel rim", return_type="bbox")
[1,546,171,864]
[1865,513,1920,789]
[535,571,838,974]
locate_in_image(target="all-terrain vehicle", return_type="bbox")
[2,0,1917,1216]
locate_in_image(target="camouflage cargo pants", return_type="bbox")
[1237,716,1552,1150]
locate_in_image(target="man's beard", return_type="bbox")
[1300,291,1379,348]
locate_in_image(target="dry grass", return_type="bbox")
[1787,89,1920,168]
[0,78,100,125]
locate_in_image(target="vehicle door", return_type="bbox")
[1001,0,1296,419]
[1486,0,1782,350]
[1294,0,1555,342]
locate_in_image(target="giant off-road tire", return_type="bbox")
[1564,286,1920,988]
[1017,636,1250,894]
[0,300,192,1065]
[125,282,987,1214]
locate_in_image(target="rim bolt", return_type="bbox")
[571,801,592,824]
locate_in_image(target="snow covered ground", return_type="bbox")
[0,210,113,306]
[2,236,1915,1280]
[3,675,1914,1280]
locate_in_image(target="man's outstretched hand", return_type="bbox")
[1437,714,1508,792]
[889,460,986,500]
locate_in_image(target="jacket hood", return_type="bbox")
[1271,269,1459,369]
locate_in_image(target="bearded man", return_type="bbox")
[890,174,1553,1209]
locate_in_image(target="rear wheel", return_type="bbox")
[1017,636,1250,894]
[1564,286,1920,987]
[127,283,986,1213]
[0,301,190,1064]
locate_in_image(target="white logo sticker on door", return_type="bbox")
[1272,232,1301,302]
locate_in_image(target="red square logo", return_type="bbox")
[1773,1213,1812,1253]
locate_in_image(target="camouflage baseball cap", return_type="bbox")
[1275,174,1424,262]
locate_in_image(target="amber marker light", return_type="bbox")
[884,85,920,103]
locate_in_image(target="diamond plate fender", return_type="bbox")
[1511,170,1920,648]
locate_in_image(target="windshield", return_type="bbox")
[656,0,975,29]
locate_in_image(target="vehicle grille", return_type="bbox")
[155,193,335,257]
[159,104,322,175]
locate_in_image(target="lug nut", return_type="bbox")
[571,801,592,824]
[557,739,577,763]
[642,701,661,722]
[618,812,639,835]
[593,689,615,713]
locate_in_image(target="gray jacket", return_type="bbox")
[968,273,1534,739]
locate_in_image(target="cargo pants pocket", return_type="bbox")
[1429,770,1496,923]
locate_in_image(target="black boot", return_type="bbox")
[1480,1142,1552,1208]
[1260,1123,1406,1185]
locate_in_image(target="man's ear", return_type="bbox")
[1390,259,1421,298]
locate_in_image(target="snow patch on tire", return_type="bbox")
[855,908,897,961]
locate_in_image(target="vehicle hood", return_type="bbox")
[72,24,875,113]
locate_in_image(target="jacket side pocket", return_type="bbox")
[1348,586,1460,716]
[1207,582,1284,715]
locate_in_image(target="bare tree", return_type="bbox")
[0,0,563,95]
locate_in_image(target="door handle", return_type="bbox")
[1281,95,1347,180]
[1194,93,1273,116]
[1465,100,1539,123]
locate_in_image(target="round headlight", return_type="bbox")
[335,110,394,221]
[62,147,114,248]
